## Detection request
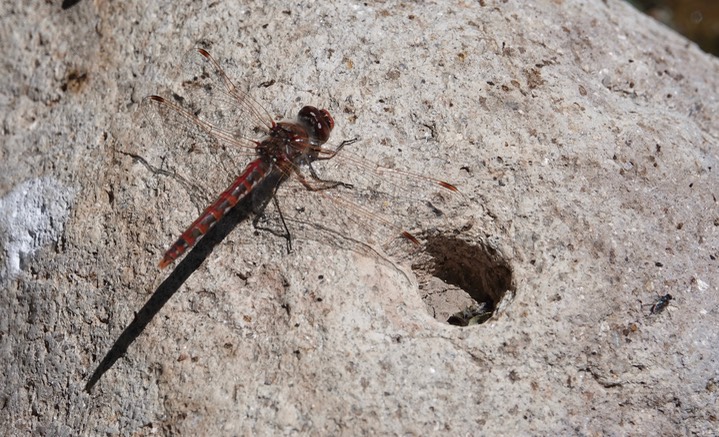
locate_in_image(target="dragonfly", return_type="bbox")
[141,48,458,269]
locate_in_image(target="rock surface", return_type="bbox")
[1,0,717,435]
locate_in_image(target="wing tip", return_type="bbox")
[439,181,459,192]
[402,231,420,245]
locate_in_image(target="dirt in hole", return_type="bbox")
[412,234,514,326]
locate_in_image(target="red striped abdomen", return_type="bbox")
[159,159,272,269]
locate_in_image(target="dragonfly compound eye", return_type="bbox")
[298,106,334,144]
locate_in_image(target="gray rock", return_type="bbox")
[1,0,717,435]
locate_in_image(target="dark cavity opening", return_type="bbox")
[412,234,514,326]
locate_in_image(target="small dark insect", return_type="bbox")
[447,302,493,326]
[650,293,673,315]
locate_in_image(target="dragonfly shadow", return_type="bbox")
[84,175,282,393]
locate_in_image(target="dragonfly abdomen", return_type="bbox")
[158,159,272,269]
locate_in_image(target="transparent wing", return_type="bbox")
[137,48,278,214]
[276,141,462,255]
[139,47,274,154]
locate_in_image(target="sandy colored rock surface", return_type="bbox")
[1,0,717,435]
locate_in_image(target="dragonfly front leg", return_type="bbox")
[313,137,359,161]
[303,137,358,190]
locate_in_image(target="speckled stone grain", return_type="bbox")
[0,0,717,435]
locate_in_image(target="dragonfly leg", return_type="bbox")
[292,159,353,191]
[308,163,354,190]
[251,184,293,253]
[272,195,292,253]
[314,137,359,161]
[302,137,358,189]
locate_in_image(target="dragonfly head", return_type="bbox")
[298,106,334,145]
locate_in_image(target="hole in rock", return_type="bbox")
[412,234,514,326]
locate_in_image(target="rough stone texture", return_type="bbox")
[1,0,718,435]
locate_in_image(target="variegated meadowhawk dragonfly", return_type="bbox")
[141,48,458,269]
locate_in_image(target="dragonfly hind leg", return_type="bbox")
[251,187,294,253]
